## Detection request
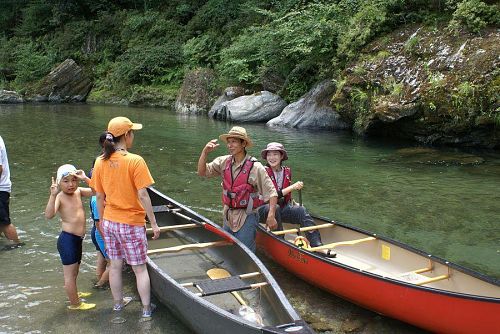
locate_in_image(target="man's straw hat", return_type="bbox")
[219,126,253,148]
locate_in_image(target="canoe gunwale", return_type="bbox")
[257,215,500,302]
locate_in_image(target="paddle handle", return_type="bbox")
[231,291,247,306]
[298,189,302,206]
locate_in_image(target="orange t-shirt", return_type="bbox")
[90,151,154,226]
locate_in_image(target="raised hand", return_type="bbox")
[50,177,59,196]
[203,139,219,154]
[74,169,87,181]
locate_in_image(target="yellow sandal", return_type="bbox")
[67,302,96,310]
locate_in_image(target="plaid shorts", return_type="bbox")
[102,219,148,265]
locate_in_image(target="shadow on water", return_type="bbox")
[1,103,498,333]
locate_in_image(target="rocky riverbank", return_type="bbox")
[3,24,498,149]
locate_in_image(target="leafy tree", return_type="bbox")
[12,40,55,85]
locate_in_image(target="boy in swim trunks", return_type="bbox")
[45,164,96,310]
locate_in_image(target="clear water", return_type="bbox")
[0,104,498,333]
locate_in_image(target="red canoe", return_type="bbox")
[256,215,500,334]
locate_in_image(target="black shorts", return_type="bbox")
[57,231,83,265]
[0,191,11,226]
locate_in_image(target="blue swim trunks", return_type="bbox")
[90,196,99,221]
[91,223,108,258]
[57,231,83,265]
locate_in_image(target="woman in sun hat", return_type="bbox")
[90,116,160,320]
[258,142,324,249]
[197,126,278,252]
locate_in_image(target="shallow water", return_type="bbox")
[0,104,498,333]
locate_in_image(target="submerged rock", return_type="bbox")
[390,147,485,166]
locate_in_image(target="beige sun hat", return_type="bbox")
[219,126,253,148]
[261,142,288,161]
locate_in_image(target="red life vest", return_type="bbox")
[265,166,292,207]
[222,157,263,213]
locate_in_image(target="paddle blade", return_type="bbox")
[206,268,231,279]
[239,305,263,326]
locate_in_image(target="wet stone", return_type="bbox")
[391,147,485,166]
[341,318,365,332]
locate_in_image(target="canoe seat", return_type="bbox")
[195,276,249,296]
[192,276,266,297]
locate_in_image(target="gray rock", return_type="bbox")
[32,59,93,102]
[0,90,23,103]
[214,91,287,122]
[208,86,246,119]
[267,80,349,130]
[334,26,500,148]
[175,68,218,115]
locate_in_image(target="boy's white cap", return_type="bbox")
[56,164,77,184]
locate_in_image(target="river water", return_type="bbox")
[0,104,498,333]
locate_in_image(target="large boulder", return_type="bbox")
[0,90,23,103]
[32,59,93,102]
[211,91,287,122]
[208,86,246,119]
[175,68,218,114]
[333,25,500,148]
[267,80,349,130]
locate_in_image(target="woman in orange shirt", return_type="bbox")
[90,116,160,320]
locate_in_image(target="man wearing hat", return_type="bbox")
[197,126,278,252]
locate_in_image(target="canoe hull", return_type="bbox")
[256,225,500,334]
[146,187,313,334]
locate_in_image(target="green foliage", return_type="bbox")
[217,2,342,93]
[122,10,184,47]
[448,0,499,33]
[183,33,222,68]
[111,44,183,85]
[404,35,421,55]
[384,77,404,99]
[12,40,55,85]
[351,88,369,112]
[2,0,491,104]
[452,81,478,115]
[15,2,53,37]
